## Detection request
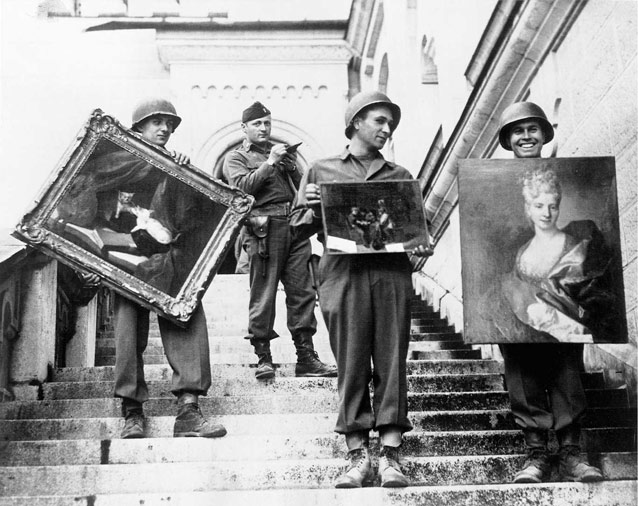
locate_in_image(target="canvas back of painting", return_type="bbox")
[458,156,627,344]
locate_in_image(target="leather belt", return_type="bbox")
[249,202,291,217]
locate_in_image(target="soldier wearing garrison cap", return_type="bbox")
[291,90,431,489]
[223,101,337,381]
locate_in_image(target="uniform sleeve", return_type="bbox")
[289,164,322,241]
[222,151,277,195]
[288,165,303,189]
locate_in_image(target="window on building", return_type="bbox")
[421,35,439,85]
[379,54,389,94]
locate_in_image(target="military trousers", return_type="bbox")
[113,294,212,404]
[317,253,413,435]
[242,216,317,342]
[499,343,586,431]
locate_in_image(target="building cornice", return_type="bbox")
[156,43,353,66]
[86,19,349,33]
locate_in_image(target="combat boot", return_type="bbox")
[252,338,275,380]
[173,392,227,438]
[379,445,409,487]
[335,446,374,488]
[513,429,550,483]
[121,399,146,439]
[557,424,603,482]
[294,335,337,377]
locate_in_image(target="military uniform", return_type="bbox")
[499,343,586,431]
[223,139,318,345]
[114,299,211,404]
[291,149,414,435]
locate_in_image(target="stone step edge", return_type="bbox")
[2,427,634,452]
[0,452,634,496]
[2,480,636,506]
[52,359,504,377]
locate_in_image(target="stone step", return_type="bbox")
[411,349,483,360]
[410,318,451,327]
[53,359,505,382]
[97,349,492,365]
[1,390,628,420]
[410,406,638,431]
[95,343,335,359]
[3,407,634,441]
[410,326,456,335]
[41,374,506,400]
[96,333,467,350]
[409,332,462,342]
[409,341,473,352]
[410,309,439,317]
[0,453,634,496]
[4,480,635,506]
[2,428,635,467]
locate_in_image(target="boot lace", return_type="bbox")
[524,447,549,470]
[380,446,402,471]
[347,448,369,471]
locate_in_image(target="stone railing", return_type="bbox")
[0,233,98,401]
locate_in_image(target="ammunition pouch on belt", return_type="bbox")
[245,202,291,276]
[245,215,269,277]
[246,216,270,260]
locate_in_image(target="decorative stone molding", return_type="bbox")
[158,44,353,68]
[191,84,329,100]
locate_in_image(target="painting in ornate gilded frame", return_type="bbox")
[320,180,429,254]
[458,156,627,344]
[14,109,254,325]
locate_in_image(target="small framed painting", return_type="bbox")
[320,180,429,254]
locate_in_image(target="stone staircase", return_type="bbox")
[0,274,636,505]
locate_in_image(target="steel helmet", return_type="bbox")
[498,101,554,150]
[344,90,401,139]
[131,98,182,131]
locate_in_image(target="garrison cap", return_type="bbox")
[242,102,271,123]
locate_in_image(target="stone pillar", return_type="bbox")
[10,257,57,400]
[65,297,97,368]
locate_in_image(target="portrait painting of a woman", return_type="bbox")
[501,167,621,343]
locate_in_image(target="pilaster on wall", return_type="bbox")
[10,258,58,400]
[65,298,97,368]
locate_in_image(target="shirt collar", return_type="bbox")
[241,138,272,154]
[341,146,397,169]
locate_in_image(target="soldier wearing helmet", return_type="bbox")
[291,90,431,489]
[496,101,603,484]
[111,98,226,440]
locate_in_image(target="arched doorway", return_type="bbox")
[204,124,315,274]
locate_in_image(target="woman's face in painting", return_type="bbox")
[526,191,560,231]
